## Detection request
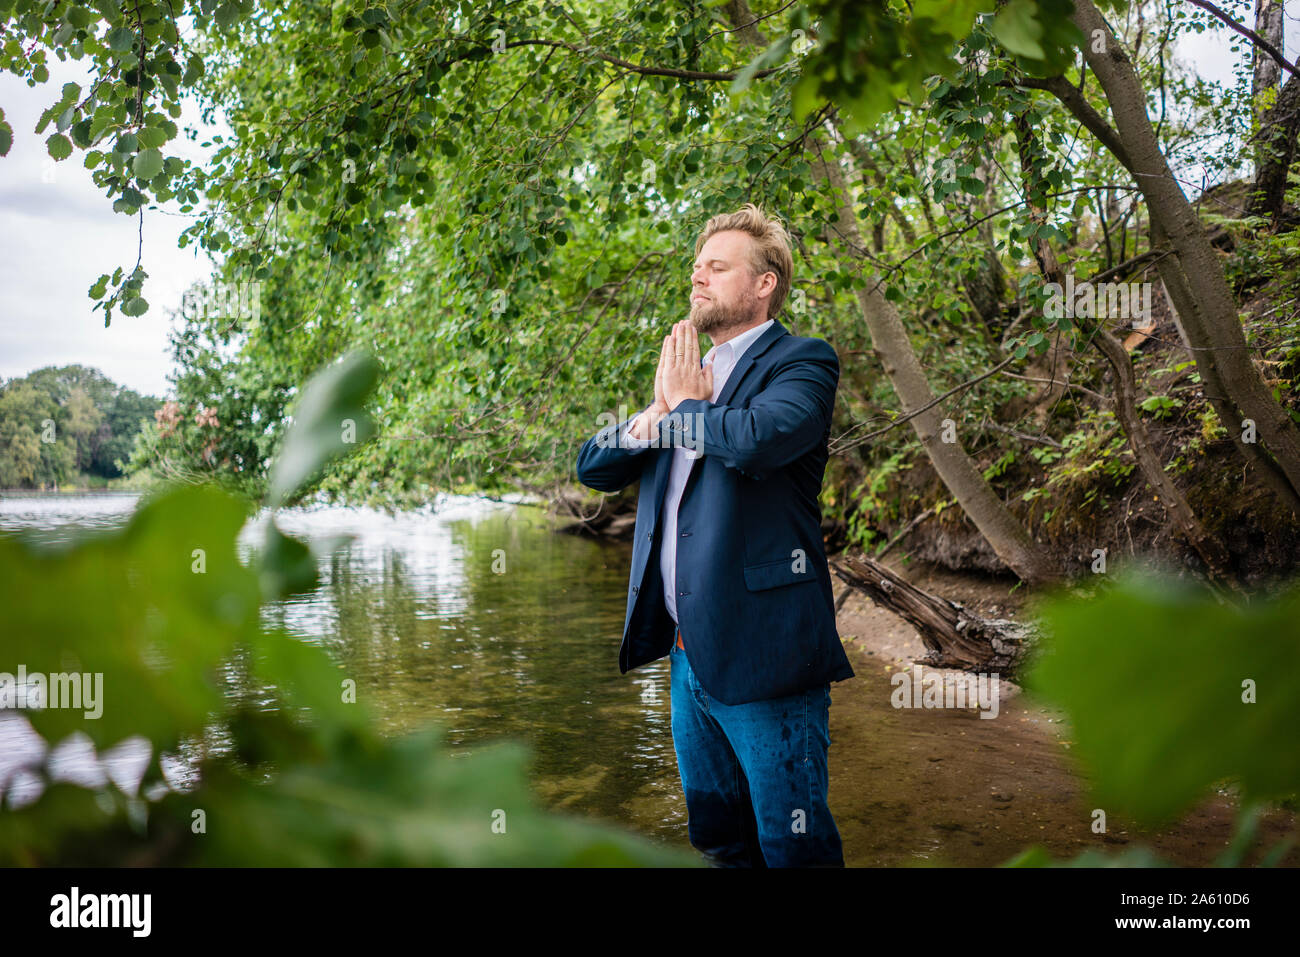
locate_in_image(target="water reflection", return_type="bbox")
[0,492,688,850]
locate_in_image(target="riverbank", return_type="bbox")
[829,555,1299,866]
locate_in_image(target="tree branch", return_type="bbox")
[1016,75,1134,169]
[1185,0,1300,79]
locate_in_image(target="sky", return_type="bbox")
[0,13,1285,398]
[0,53,220,398]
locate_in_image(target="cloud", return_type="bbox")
[0,63,217,397]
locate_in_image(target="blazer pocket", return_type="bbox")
[743,557,818,591]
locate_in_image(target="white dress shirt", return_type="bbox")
[621,319,773,625]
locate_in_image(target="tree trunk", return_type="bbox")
[830,552,1036,676]
[1014,114,1240,588]
[1150,218,1300,511]
[1249,73,1300,222]
[1253,0,1285,116]
[1071,0,1300,512]
[956,156,1010,341]
[551,485,638,539]
[1089,323,1240,592]
[811,125,1063,586]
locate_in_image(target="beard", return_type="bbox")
[690,288,760,337]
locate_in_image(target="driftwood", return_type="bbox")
[830,552,1038,678]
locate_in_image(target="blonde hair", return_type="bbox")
[694,203,794,319]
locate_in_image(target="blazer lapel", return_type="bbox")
[714,318,788,408]
[680,319,789,494]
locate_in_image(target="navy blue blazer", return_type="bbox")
[575,319,856,705]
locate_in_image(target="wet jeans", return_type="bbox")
[668,642,845,867]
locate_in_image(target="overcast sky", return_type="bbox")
[0,16,1280,398]
[0,52,220,398]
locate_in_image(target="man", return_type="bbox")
[575,204,856,868]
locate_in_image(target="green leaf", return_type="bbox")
[259,521,319,599]
[136,126,167,148]
[183,53,206,86]
[728,34,791,98]
[120,296,149,316]
[266,351,381,508]
[105,27,136,52]
[0,483,257,749]
[46,133,72,160]
[214,3,243,29]
[1026,568,1300,826]
[133,148,164,179]
[70,117,94,148]
[990,0,1045,59]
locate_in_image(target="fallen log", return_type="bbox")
[830,552,1038,678]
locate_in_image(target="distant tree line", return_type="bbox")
[0,365,160,489]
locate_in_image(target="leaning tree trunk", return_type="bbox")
[728,0,1058,586]
[1151,218,1300,512]
[1087,323,1241,592]
[830,552,1036,677]
[1072,0,1300,510]
[810,125,1063,587]
[1013,114,1240,589]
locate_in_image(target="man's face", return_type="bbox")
[689,230,771,337]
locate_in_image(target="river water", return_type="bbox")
[0,491,689,853]
[9,492,1288,867]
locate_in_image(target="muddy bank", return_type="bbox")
[829,555,1299,867]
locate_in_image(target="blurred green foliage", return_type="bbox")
[1002,565,1300,865]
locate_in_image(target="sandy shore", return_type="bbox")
[828,555,1299,867]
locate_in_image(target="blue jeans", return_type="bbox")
[668,642,845,867]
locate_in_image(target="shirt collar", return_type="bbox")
[703,318,774,366]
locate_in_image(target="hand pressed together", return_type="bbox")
[629,320,713,441]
